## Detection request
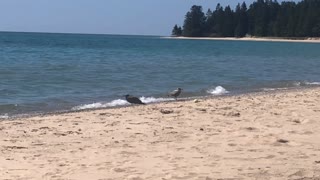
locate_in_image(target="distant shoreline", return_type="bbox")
[164,36,320,43]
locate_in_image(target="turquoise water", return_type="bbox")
[1,32,320,117]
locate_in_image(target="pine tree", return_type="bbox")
[182,5,206,37]
[235,2,248,37]
[222,6,235,37]
[205,8,215,36]
[172,24,182,36]
[212,3,225,37]
[174,0,320,38]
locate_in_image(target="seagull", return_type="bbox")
[168,88,182,100]
[125,95,146,105]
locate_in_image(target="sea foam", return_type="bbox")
[207,86,229,95]
[305,81,320,85]
[72,96,174,111]
[0,114,9,119]
[139,96,174,103]
[72,99,129,110]
[262,87,289,91]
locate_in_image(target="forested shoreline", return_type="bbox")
[172,0,320,38]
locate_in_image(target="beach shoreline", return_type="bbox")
[1,87,320,179]
[164,36,320,43]
[2,86,317,121]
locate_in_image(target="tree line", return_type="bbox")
[172,0,320,38]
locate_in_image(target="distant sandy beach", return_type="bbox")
[1,87,320,179]
[165,36,320,43]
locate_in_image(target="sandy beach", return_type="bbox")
[1,88,320,179]
[165,36,320,43]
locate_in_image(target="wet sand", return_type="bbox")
[1,87,320,179]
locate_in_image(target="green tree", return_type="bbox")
[295,0,307,36]
[252,0,269,36]
[172,24,182,36]
[234,2,248,37]
[222,6,235,37]
[205,8,215,36]
[303,0,320,37]
[175,0,320,38]
[212,3,225,37]
[182,5,206,37]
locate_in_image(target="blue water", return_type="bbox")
[1,32,320,117]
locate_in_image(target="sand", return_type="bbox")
[1,88,320,180]
[165,36,320,43]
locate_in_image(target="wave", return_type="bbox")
[0,113,9,119]
[293,81,301,86]
[72,96,174,111]
[304,81,320,85]
[261,81,320,91]
[207,86,229,95]
[72,99,129,110]
[262,87,289,91]
[139,96,174,103]
[293,81,320,86]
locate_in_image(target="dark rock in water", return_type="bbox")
[125,95,145,105]
[168,88,182,100]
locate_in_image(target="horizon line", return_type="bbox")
[0,30,166,37]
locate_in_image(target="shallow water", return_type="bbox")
[0,32,320,117]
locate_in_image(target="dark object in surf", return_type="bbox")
[125,95,145,105]
[168,88,182,100]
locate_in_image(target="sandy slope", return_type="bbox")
[1,88,320,180]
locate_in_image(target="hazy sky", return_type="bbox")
[0,0,299,36]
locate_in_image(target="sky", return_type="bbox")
[0,0,299,36]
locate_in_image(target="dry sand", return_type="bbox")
[1,88,320,180]
[165,36,320,43]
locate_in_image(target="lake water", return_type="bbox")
[1,32,320,118]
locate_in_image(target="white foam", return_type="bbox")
[207,86,229,95]
[140,96,174,103]
[106,99,130,107]
[293,81,301,86]
[262,87,288,91]
[72,103,103,110]
[72,97,174,111]
[262,88,276,91]
[72,99,129,110]
[305,81,320,85]
[0,114,9,119]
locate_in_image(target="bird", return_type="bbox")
[168,88,182,100]
[125,94,146,105]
